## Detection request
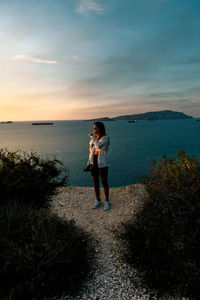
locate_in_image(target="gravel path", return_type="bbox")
[50,184,189,300]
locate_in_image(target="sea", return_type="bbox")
[0,119,199,187]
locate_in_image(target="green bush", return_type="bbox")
[0,206,95,299]
[118,150,200,299]
[0,148,68,208]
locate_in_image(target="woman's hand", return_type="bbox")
[88,133,93,138]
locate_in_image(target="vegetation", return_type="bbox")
[0,148,68,208]
[118,150,200,299]
[0,206,94,299]
[0,148,95,299]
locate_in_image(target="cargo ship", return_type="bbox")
[32,122,53,125]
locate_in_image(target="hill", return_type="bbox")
[114,110,193,121]
[85,110,193,122]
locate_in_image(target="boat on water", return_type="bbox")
[32,122,53,125]
[128,120,138,123]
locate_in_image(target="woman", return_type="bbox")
[86,122,110,211]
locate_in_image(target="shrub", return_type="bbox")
[0,206,95,299]
[118,150,200,299]
[0,148,68,208]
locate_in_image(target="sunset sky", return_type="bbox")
[0,0,200,121]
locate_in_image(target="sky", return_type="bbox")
[0,0,200,121]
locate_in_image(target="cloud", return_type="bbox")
[12,55,58,64]
[191,100,200,103]
[174,57,200,65]
[75,0,104,16]
[78,9,200,98]
[72,56,87,63]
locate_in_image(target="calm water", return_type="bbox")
[0,119,200,187]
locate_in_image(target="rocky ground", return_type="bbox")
[50,184,189,300]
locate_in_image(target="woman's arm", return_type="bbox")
[90,135,109,149]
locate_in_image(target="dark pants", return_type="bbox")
[91,155,109,202]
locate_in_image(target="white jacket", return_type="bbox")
[87,135,110,168]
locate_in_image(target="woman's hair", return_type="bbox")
[94,122,106,137]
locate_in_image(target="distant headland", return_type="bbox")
[84,110,193,122]
[0,121,13,124]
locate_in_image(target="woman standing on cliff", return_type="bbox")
[85,122,110,211]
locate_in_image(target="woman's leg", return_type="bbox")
[92,175,101,201]
[100,173,109,202]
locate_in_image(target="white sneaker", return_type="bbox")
[104,201,110,211]
[92,201,102,209]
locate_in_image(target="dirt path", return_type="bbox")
[50,185,184,300]
[50,184,146,245]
